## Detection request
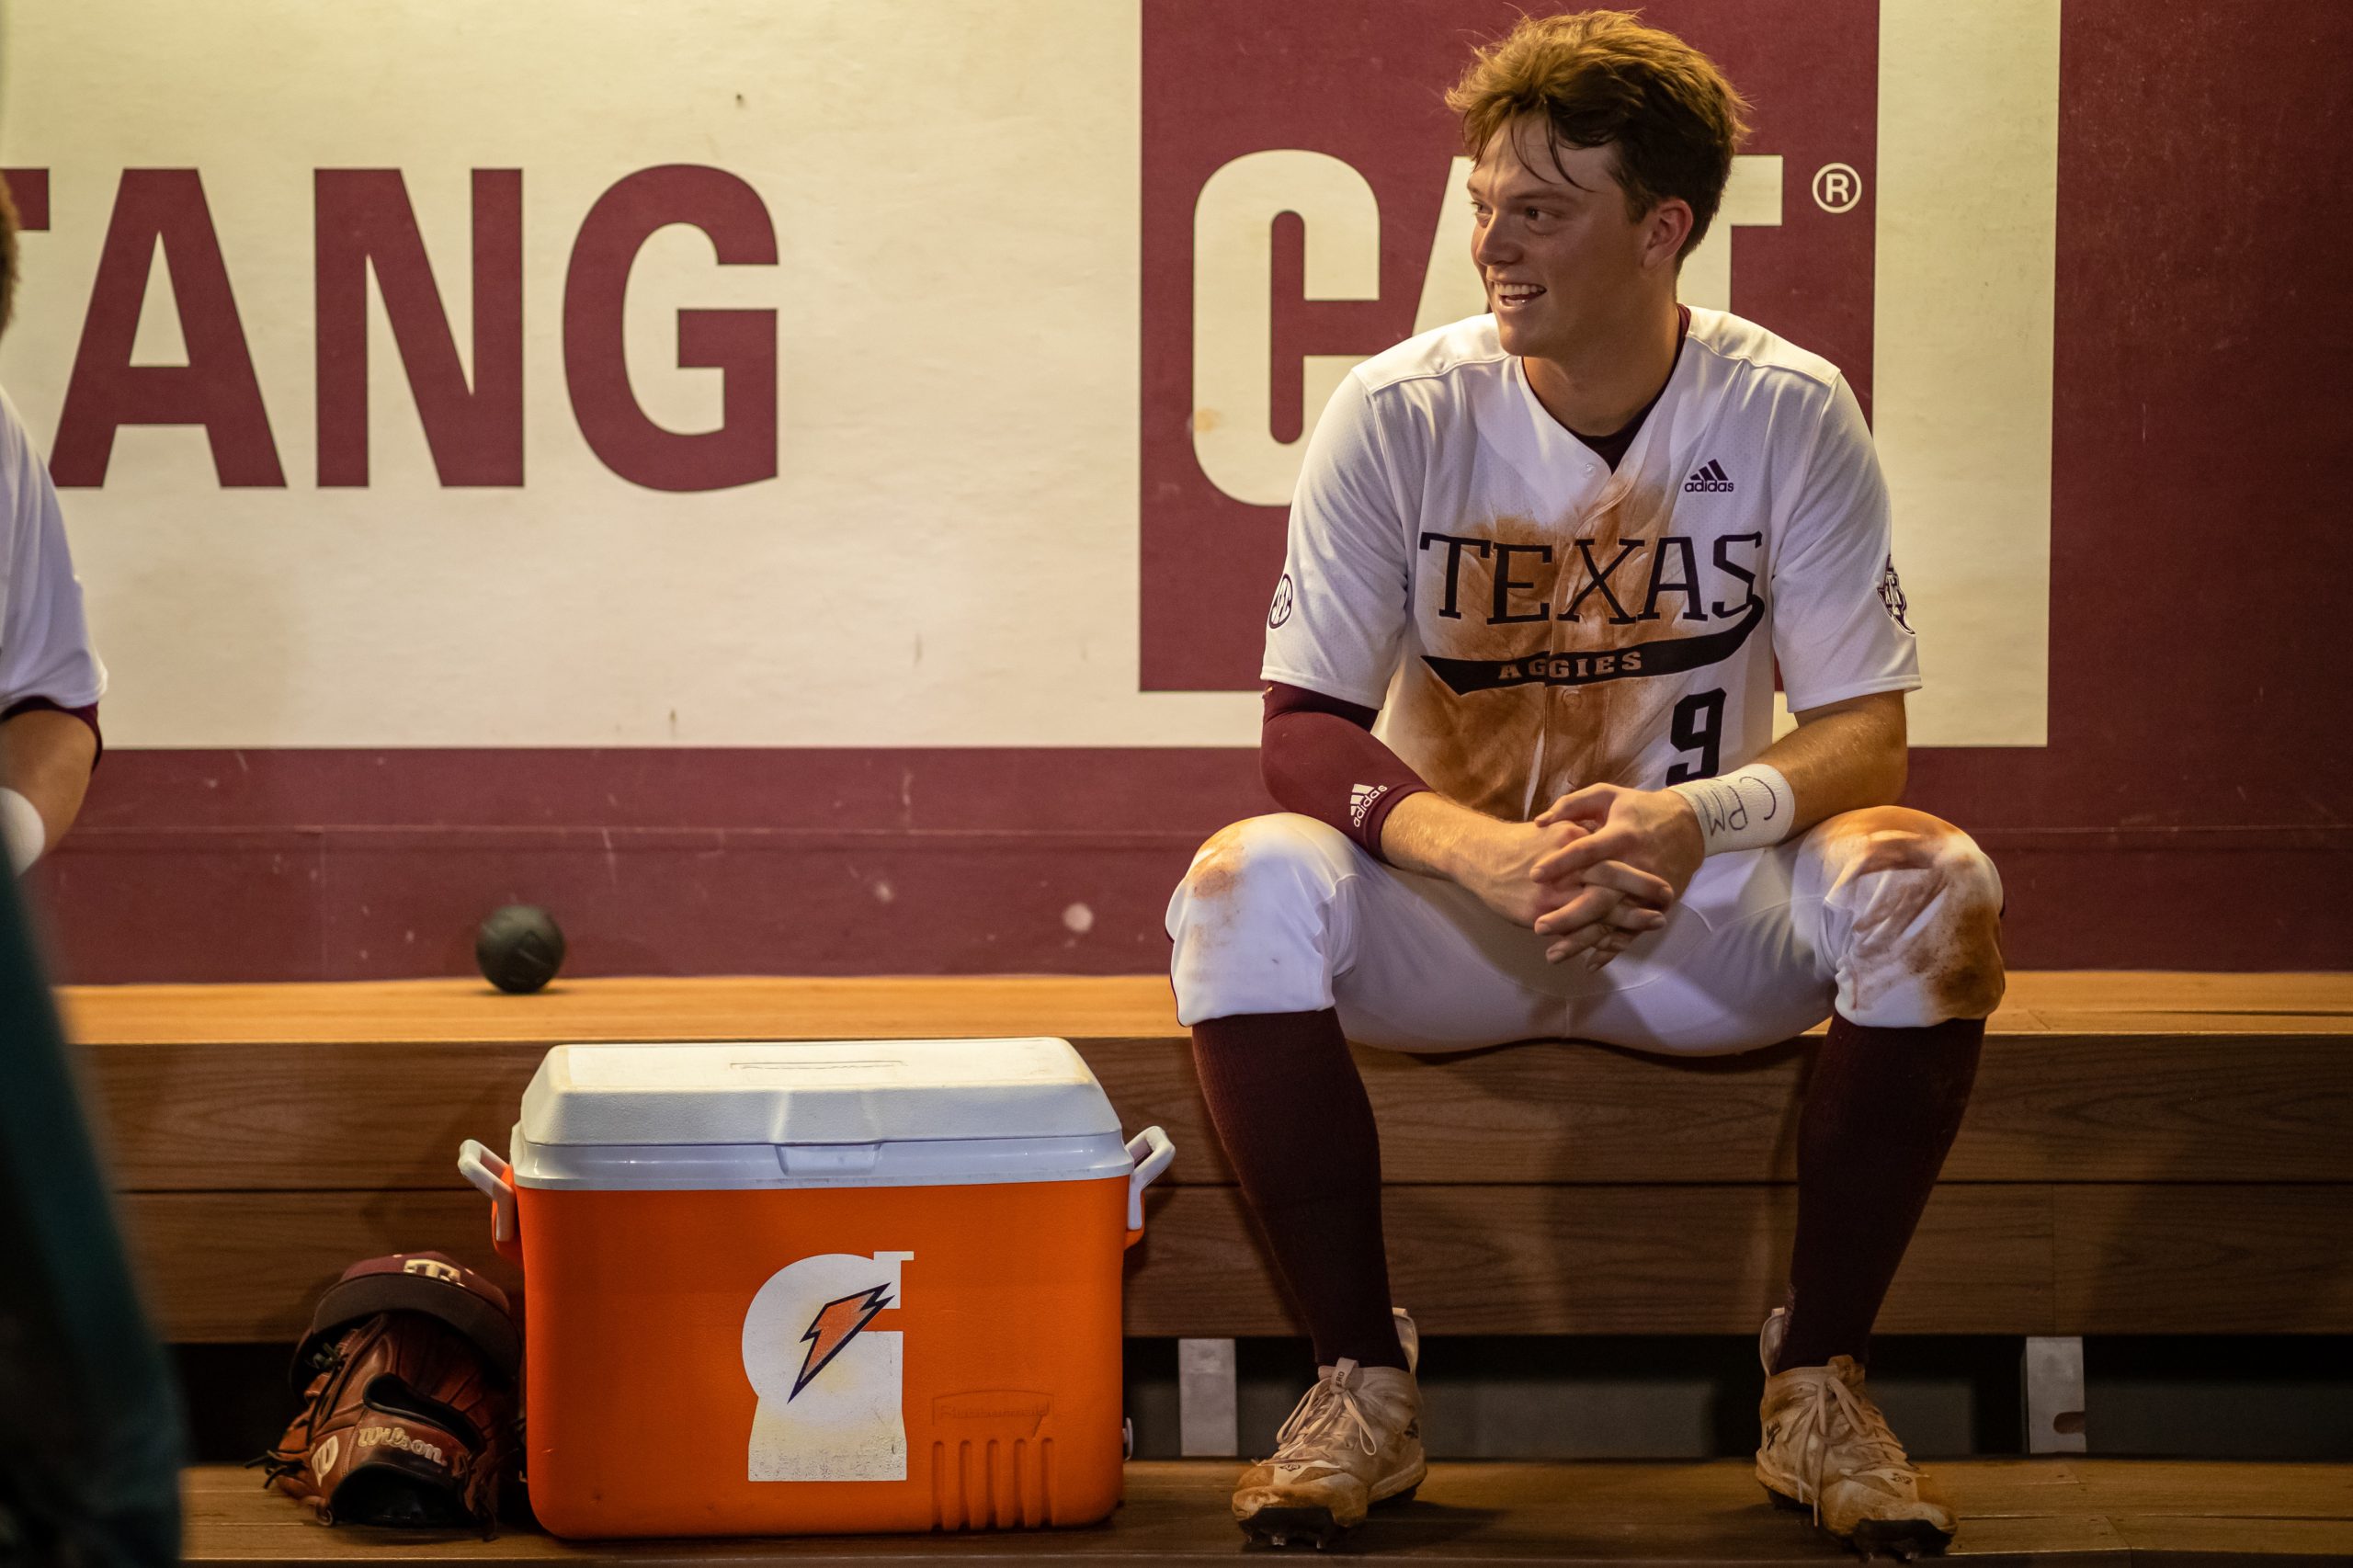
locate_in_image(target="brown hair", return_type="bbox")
[1446,9,1750,260]
[0,173,19,338]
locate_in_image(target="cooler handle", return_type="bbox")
[1124,1125,1175,1244]
[458,1138,523,1265]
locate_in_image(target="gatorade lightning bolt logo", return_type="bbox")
[790,1284,893,1400]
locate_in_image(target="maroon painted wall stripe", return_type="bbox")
[23,748,2352,983]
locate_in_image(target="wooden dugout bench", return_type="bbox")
[62,971,2353,1564]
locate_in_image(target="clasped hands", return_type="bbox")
[1461,784,1707,970]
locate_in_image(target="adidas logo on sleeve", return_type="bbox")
[1684,459,1734,493]
[1347,783,1390,828]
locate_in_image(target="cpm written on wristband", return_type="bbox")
[1667,763,1795,856]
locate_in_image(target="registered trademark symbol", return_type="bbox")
[1813,163,1862,213]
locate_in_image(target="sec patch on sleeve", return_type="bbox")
[1879,557,1914,634]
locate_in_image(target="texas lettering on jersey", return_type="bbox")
[1414,527,1764,695]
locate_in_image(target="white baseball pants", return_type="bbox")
[1165,807,2003,1055]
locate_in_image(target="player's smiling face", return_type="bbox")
[1468,119,1655,362]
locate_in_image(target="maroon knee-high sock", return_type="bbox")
[1774,1014,1985,1372]
[1191,1009,1407,1370]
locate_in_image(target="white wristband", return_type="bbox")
[1667,763,1795,857]
[2,787,46,875]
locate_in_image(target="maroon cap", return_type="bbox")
[290,1251,519,1387]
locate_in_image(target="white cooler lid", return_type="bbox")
[520,1037,1121,1148]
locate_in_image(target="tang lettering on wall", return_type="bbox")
[0,1,1182,749]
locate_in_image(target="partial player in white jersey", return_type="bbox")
[1164,13,2002,1557]
[0,176,108,876]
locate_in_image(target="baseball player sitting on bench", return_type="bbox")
[1165,10,2003,1555]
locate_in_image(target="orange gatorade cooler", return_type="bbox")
[455,1038,1174,1539]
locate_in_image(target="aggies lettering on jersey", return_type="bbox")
[1262,308,1918,824]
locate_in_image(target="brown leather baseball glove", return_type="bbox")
[253,1252,520,1532]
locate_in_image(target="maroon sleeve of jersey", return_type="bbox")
[1260,682,1430,860]
[1,698,104,766]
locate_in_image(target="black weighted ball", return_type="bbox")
[475,904,565,994]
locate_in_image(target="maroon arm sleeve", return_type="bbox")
[1260,682,1430,860]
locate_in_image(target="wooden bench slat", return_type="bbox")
[1994,971,2353,1016]
[81,1034,2353,1191]
[1131,1183,2057,1336]
[118,1180,2349,1342]
[59,971,2353,1048]
[2110,1517,2353,1563]
[62,976,1193,1047]
[2052,1184,2353,1334]
[1964,1458,2353,1517]
[176,1460,2353,1566]
[126,1190,519,1344]
[174,1455,2353,1512]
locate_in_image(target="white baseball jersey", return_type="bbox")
[1263,309,1916,822]
[0,386,107,713]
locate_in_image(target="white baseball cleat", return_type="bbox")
[1233,1309,1424,1549]
[1756,1308,1958,1557]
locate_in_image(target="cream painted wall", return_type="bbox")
[1873,0,2059,745]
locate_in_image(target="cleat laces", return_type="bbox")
[1271,1359,1381,1463]
[1781,1370,1915,1525]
